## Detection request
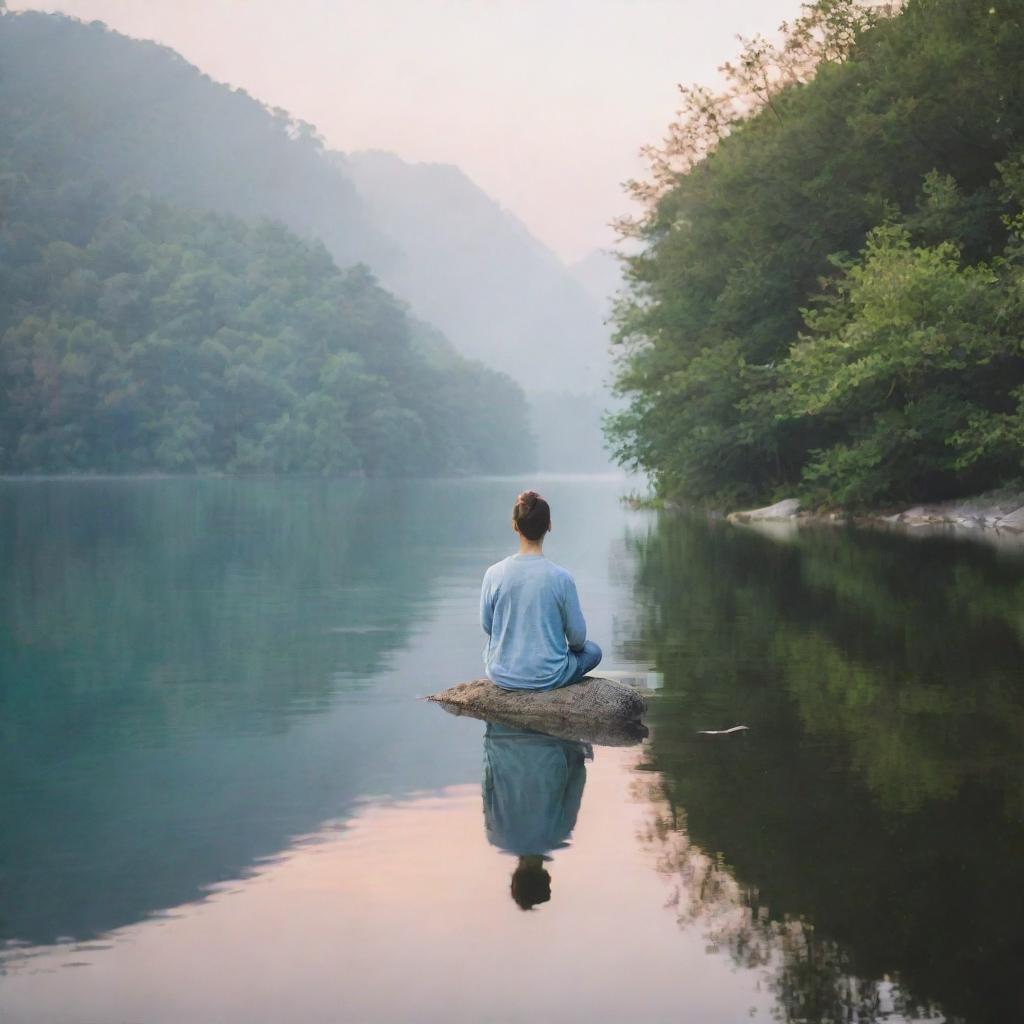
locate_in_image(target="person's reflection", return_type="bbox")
[481,722,592,910]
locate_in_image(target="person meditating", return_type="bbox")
[479,490,602,690]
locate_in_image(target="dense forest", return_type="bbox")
[609,0,1024,507]
[0,9,533,474]
[0,11,608,404]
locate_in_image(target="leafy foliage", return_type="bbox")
[779,217,1024,505]
[610,0,1024,507]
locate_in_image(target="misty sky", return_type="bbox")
[14,0,804,262]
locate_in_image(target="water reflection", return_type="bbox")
[635,773,943,1023]
[0,478,457,945]
[0,475,639,948]
[481,723,591,910]
[0,752,776,1024]
[627,514,1024,1024]
[6,474,1021,1023]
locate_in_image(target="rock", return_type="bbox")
[899,505,946,526]
[952,515,981,529]
[427,675,648,747]
[736,490,1024,539]
[727,497,801,524]
[997,505,1024,532]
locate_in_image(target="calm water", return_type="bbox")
[0,477,1021,1023]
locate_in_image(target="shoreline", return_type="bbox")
[723,492,1024,543]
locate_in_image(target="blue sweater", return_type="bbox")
[479,554,587,690]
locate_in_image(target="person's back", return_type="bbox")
[480,554,584,690]
[479,490,601,691]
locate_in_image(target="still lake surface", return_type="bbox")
[0,475,1021,1024]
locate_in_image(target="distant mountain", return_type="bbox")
[0,12,610,399]
[343,151,610,393]
[0,11,390,271]
[0,10,620,475]
[0,11,535,476]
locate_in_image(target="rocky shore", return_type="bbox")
[726,492,1024,537]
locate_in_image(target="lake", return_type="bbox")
[0,476,1021,1023]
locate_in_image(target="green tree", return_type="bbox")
[0,190,535,476]
[609,0,1024,507]
[777,221,1024,505]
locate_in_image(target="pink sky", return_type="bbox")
[13,0,804,262]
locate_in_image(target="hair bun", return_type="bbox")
[512,490,550,540]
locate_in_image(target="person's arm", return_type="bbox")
[480,569,495,636]
[561,574,587,652]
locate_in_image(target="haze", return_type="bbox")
[13,0,803,262]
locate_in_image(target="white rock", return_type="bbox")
[952,515,981,529]
[727,497,801,524]
[997,505,1024,532]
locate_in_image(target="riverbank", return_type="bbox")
[726,491,1024,539]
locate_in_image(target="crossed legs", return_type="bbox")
[566,640,602,685]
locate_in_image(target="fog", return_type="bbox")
[14,0,804,261]
[1,1,799,474]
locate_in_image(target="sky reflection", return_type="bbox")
[1,746,774,1023]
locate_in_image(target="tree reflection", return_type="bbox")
[634,774,943,1023]
[624,516,1024,1023]
[0,477,488,945]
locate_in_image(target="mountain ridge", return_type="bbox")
[0,10,611,397]
[343,149,609,392]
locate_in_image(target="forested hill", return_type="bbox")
[0,10,388,271]
[0,13,533,475]
[609,0,1024,508]
[343,151,609,391]
[0,11,608,397]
